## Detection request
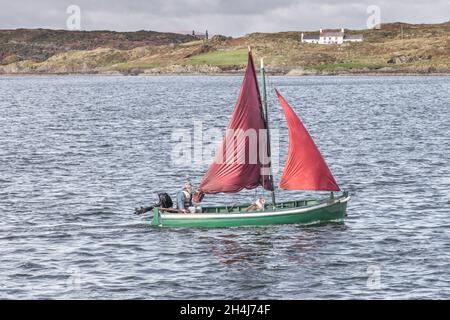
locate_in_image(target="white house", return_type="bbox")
[319,29,344,44]
[301,28,363,44]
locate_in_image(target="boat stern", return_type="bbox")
[151,207,161,226]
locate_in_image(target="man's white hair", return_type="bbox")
[184,181,192,188]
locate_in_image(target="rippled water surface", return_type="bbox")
[0,75,449,299]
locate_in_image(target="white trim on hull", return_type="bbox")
[160,196,350,220]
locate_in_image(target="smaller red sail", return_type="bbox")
[276,89,340,191]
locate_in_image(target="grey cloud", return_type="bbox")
[0,0,448,36]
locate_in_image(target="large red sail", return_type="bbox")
[194,52,273,201]
[276,90,340,191]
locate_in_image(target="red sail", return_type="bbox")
[276,90,340,191]
[195,52,273,201]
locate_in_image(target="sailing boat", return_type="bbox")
[152,51,349,228]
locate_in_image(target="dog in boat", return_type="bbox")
[245,197,266,212]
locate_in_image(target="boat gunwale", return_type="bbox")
[157,196,350,220]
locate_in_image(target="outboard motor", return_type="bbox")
[158,192,173,209]
[134,192,173,215]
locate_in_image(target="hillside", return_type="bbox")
[0,29,196,65]
[0,22,449,75]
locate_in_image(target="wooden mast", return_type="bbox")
[260,57,277,208]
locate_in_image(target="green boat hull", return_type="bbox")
[151,194,349,228]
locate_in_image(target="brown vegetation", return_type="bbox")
[0,22,449,75]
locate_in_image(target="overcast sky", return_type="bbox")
[0,0,448,36]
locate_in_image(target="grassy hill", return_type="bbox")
[1,22,449,75]
[0,29,196,65]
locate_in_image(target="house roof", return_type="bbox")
[344,34,364,39]
[321,31,344,37]
[302,34,320,40]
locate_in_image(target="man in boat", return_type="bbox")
[177,182,193,213]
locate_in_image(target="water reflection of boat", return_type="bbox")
[202,231,274,266]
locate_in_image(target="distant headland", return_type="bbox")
[0,21,449,75]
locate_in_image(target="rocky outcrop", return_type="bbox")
[387,54,432,64]
[143,64,223,75]
[286,68,318,76]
